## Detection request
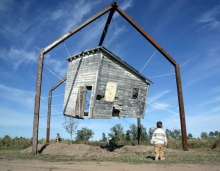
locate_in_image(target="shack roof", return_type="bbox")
[67,46,152,84]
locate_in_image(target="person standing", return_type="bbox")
[56,133,61,144]
[151,121,168,161]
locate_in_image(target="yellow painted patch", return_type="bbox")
[105,82,117,102]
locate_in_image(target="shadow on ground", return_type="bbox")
[146,156,155,160]
[100,145,124,152]
[37,144,48,153]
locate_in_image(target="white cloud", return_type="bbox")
[61,0,101,34]
[161,109,220,138]
[74,19,106,49]
[0,84,35,107]
[120,0,133,10]
[200,106,220,116]
[0,1,35,40]
[104,25,127,48]
[155,1,186,31]
[207,86,220,95]
[199,96,220,106]
[180,53,199,68]
[79,121,111,131]
[197,6,220,31]
[183,76,201,88]
[195,55,220,76]
[183,49,220,88]
[112,0,134,19]
[186,113,220,137]
[0,47,38,70]
[197,6,220,23]
[0,108,33,127]
[51,9,65,21]
[75,18,128,50]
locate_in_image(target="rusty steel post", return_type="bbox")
[46,77,66,144]
[46,90,52,144]
[175,65,188,150]
[137,118,141,145]
[98,2,117,46]
[32,50,45,154]
[116,6,188,151]
[32,5,113,154]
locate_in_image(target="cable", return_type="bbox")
[132,94,179,116]
[43,64,66,82]
[121,118,132,126]
[63,42,71,57]
[51,104,64,106]
[147,98,179,116]
[41,94,65,99]
[148,73,175,79]
[39,113,62,118]
[140,50,157,73]
[51,112,63,114]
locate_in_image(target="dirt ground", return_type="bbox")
[20,143,198,157]
[1,159,220,171]
[0,144,219,171]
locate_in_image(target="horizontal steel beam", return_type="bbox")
[44,5,113,54]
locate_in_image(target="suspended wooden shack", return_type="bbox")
[63,46,152,119]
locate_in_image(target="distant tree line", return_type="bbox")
[2,119,218,147]
[1,123,219,149]
[62,117,220,145]
[200,131,220,139]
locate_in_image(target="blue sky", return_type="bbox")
[0,0,220,141]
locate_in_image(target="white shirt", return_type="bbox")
[151,128,167,145]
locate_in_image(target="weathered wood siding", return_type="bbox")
[64,47,150,119]
[63,53,101,117]
[93,55,149,119]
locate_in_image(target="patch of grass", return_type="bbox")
[1,149,219,164]
[166,154,220,164]
[134,152,140,155]
[0,146,29,150]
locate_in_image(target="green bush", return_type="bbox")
[0,135,12,147]
[165,138,219,150]
[0,135,32,150]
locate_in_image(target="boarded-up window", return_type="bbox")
[105,82,117,102]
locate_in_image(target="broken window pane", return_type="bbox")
[132,88,139,99]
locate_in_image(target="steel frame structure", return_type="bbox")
[46,77,66,144]
[33,2,188,154]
